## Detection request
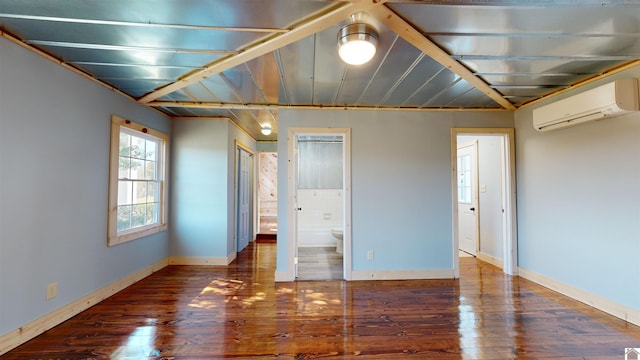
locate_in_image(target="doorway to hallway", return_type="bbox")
[452,129,518,277]
[258,152,278,239]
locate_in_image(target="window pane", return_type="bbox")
[145,139,157,161]
[131,204,146,227]
[128,159,143,180]
[459,187,470,203]
[145,160,157,180]
[462,155,470,171]
[146,203,159,225]
[117,205,132,231]
[118,156,130,179]
[457,153,472,204]
[131,136,146,160]
[119,132,131,156]
[147,182,159,203]
[133,181,147,205]
[118,181,133,205]
[298,140,343,189]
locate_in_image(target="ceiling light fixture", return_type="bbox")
[260,125,272,136]
[337,14,378,66]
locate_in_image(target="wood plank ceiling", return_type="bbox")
[2,0,640,139]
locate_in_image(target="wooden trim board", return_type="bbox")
[168,254,236,266]
[351,269,455,281]
[477,252,503,269]
[519,267,640,326]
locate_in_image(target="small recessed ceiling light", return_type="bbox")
[261,125,272,136]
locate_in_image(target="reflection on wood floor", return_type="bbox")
[297,246,343,280]
[3,242,639,359]
[259,215,277,235]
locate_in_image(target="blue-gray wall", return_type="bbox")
[170,119,256,260]
[0,38,170,335]
[275,110,513,276]
[515,71,640,311]
[170,120,230,259]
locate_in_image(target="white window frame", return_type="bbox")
[108,115,168,246]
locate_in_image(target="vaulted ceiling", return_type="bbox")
[2,0,640,139]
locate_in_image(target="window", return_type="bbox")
[297,136,343,189]
[108,115,168,246]
[457,153,472,204]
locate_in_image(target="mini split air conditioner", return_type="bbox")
[532,79,640,132]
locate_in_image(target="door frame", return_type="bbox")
[234,140,255,254]
[451,128,518,276]
[287,127,352,281]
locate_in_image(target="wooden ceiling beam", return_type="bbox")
[518,59,640,109]
[138,0,388,104]
[0,13,290,33]
[148,101,507,112]
[371,5,516,110]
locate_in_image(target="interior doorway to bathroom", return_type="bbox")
[452,128,518,277]
[287,128,351,281]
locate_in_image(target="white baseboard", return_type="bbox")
[518,267,640,326]
[169,256,232,266]
[351,269,454,281]
[274,271,292,282]
[0,258,168,356]
[477,252,503,269]
[275,269,455,282]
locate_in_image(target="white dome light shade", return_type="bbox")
[338,23,378,65]
[260,125,272,135]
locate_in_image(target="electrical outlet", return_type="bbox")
[367,250,374,260]
[46,282,57,300]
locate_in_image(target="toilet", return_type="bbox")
[331,227,344,254]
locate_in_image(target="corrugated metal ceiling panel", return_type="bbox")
[1,0,639,139]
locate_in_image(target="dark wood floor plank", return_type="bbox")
[2,242,639,359]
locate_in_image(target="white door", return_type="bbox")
[457,142,479,256]
[237,147,252,252]
[291,137,300,278]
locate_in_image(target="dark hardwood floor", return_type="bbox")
[2,242,639,359]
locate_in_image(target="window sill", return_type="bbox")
[108,224,168,247]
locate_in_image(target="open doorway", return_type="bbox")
[452,128,518,276]
[258,152,278,240]
[287,128,352,281]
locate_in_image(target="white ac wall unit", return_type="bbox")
[532,79,639,132]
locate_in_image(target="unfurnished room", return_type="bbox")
[0,1,639,359]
